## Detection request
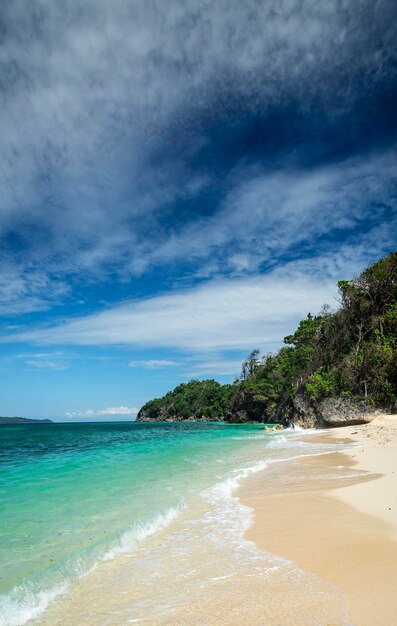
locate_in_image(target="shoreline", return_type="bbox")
[8,419,397,625]
[23,427,348,626]
[240,414,397,626]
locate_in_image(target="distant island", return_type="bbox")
[0,416,54,424]
[137,251,397,428]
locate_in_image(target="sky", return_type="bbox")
[0,0,396,421]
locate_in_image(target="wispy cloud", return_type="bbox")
[2,263,339,351]
[183,357,244,378]
[65,406,139,418]
[0,2,395,422]
[128,359,180,369]
[25,359,67,370]
[65,410,96,419]
[0,267,69,315]
[0,1,395,314]
[142,152,397,277]
[21,351,68,370]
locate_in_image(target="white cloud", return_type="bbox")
[0,266,69,315]
[65,410,96,418]
[97,406,139,415]
[128,359,180,369]
[143,151,397,275]
[2,264,339,351]
[25,359,66,369]
[0,1,394,313]
[65,406,139,418]
[20,351,68,370]
[183,358,244,377]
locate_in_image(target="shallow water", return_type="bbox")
[0,422,351,625]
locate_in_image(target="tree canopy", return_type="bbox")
[227,251,397,422]
[137,379,233,422]
[137,252,397,424]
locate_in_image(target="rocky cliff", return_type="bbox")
[291,395,382,428]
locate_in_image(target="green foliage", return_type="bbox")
[137,379,234,421]
[240,349,261,380]
[139,252,397,423]
[305,367,335,401]
[228,251,397,422]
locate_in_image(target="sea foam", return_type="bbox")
[0,583,68,626]
[0,504,184,626]
[102,503,185,560]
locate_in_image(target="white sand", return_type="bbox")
[326,414,397,539]
[241,413,397,626]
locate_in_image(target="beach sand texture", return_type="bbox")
[242,414,397,626]
[23,417,397,626]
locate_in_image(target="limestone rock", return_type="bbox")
[292,394,318,428]
[292,394,381,428]
[318,397,379,426]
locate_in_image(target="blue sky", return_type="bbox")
[0,0,396,420]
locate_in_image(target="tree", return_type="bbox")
[240,349,261,381]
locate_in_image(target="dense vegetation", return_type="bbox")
[137,379,233,421]
[138,252,397,424]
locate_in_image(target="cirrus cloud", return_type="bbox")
[2,265,338,351]
[0,0,395,314]
[128,359,180,369]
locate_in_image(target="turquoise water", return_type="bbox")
[0,422,342,626]
[0,421,279,624]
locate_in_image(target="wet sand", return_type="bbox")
[29,416,397,625]
[241,414,397,626]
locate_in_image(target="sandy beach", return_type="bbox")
[7,418,397,626]
[241,414,397,626]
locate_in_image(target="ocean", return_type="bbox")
[0,421,349,625]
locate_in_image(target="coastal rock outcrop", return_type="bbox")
[224,410,249,424]
[292,394,380,428]
[292,395,319,428]
[318,397,380,426]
